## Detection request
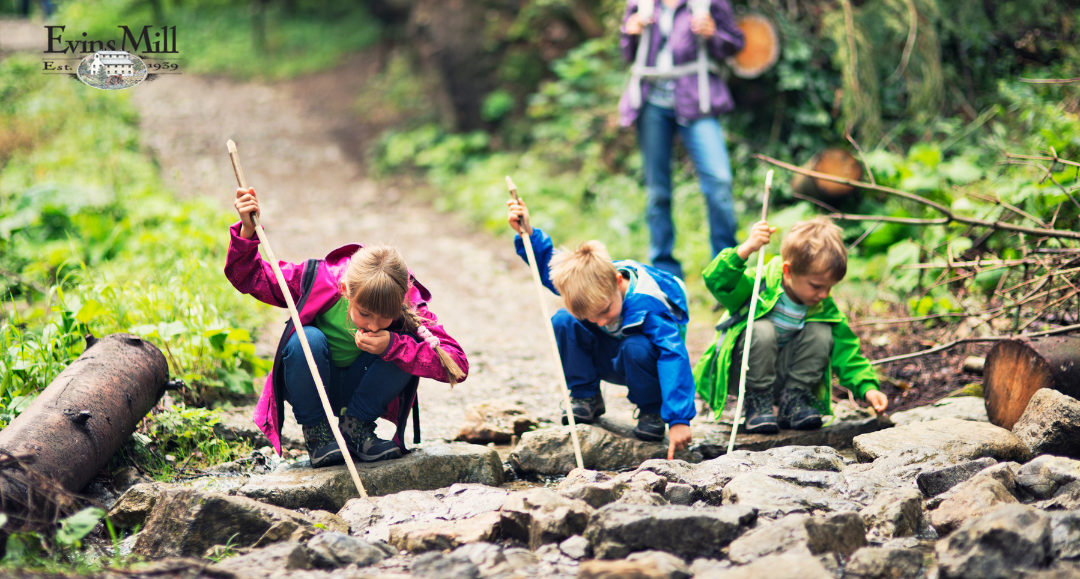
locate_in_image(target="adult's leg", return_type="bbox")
[281,326,337,426]
[638,103,682,279]
[679,116,738,256]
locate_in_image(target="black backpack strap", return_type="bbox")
[272,259,324,411]
[412,395,421,444]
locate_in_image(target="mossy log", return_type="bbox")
[790,148,864,200]
[983,336,1080,430]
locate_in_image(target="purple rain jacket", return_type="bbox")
[223,221,469,454]
[618,0,745,127]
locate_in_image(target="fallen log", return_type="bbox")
[0,333,168,495]
[791,149,863,200]
[983,336,1080,430]
[730,13,779,79]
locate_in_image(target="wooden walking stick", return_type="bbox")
[726,169,773,455]
[506,176,585,471]
[227,139,369,499]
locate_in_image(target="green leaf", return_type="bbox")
[75,300,107,324]
[56,507,106,546]
[157,321,187,341]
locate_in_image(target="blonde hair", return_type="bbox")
[781,216,848,280]
[549,240,619,319]
[342,245,466,387]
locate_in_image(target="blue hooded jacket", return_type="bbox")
[515,228,697,426]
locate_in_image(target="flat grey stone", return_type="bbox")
[1017,455,1080,499]
[693,552,833,579]
[509,423,700,476]
[1013,389,1080,459]
[935,504,1053,579]
[237,443,503,511]
[727,512,865,564]
[306,532,388,568]
[852,418,1030,464]
[890,397,988,426]
[929,463,1021,535]
[695,416,890,459]
[917,457,998,496]
[860,488,924,540]
[844,546,924,579]
[585,502,757,560]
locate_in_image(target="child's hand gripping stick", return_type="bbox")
[727,170,774,455]
[506,176,585,471]
[227,140,369,499]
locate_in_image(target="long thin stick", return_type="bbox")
[727,170,773,455]
[227,140,368,499]
[506,176,585,471]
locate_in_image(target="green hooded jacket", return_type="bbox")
[693,247,880,420]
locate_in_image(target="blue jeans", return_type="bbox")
[282,326,413,425]
[552,309,662,415]
[638,103,738,279]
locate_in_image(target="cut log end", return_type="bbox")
[731,14,779,79]
[791,148,863,200]
[984,337,1080,430]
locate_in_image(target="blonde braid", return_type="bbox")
[401,303,466,388]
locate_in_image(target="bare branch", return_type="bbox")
[791,192,948,225]
[871,323,1080,365]
[1019,77,1080,84]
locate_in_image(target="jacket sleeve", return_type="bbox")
[514,228,560,295]
[707,0,745,61]
[641,313,697,426]
[702,247,754,312]
[381,304,469,384]
[830,319,881,399]
[223,221,304,308]
[620,0,642,62]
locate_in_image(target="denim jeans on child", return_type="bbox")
[637,102,738,279]
[552,309,663,415]
[282,326,413,425]
[729,319,833,401]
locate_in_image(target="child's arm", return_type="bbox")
[381,304,469,384]
[831,320,887,412]
[641,313,697,426]
[508,199,559,295]
[702,220,776,311]
[223,187,305,308]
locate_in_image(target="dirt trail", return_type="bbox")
[129,53,646,442]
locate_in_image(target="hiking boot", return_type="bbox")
[742,391,779,434]
[561,394,606,425]
[339,415,402,462]
[633,411,665,442]
[302,420,344,468]
[778,387,823,430]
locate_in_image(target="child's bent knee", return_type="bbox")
[749,318,779,346]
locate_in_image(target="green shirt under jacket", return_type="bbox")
[693,247,881,420]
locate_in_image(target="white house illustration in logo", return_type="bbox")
[89,51,136,77]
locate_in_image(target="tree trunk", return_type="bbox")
[790,148,863,200]
[0,334,168,494]
[983,336,1080,430]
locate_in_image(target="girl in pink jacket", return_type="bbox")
[226,187,468,467]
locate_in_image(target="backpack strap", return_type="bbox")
[272,259,324,414]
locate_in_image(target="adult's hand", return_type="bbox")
[624,13,652,35]
[690,13,716,37]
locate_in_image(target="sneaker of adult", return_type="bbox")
[743,391,779,434]
[340,415,402,462]
[633,411,665,442]
[302,420,345,468]
[561,393,606,425]
[778,387,823,430]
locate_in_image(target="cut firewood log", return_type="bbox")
[983,336,1080,430]
[791,148,864,200]
[730,13,779,79]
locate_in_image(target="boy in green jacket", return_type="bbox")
[694,216,888,433]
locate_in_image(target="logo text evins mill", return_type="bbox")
[45,26,178,54]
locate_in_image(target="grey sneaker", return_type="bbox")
[561,394,606,425]
[743,391,779,434]
[633,411,665,442]
[302,420,344,468]
[339,415,402,462]
[778,387,823,430]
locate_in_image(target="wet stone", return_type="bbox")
[852,418,1030,464]
[889,397,988,426]
[585,502,757,560]
[916,457,998,497]
[509,424,700,476]
[237,443,504,512]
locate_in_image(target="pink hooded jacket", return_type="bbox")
[223,222,469,454]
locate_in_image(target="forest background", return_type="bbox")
[0,0,1078,568]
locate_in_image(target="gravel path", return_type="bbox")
[128,54,645,443]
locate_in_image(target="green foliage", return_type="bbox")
[132,406,254,479]
[56,0,381,80]
[0,54,274,427]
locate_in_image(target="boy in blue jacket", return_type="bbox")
[508,199,695,459]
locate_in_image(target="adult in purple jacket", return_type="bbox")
[619,0,745,280]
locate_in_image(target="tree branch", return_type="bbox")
[870,323,1080,365]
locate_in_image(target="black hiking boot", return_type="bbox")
[302,420,344,468]
[561,393,606,425]
[633,410,665,442]
[778,387,823,430]
[742,391,779,434]
[340,415,402,462]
